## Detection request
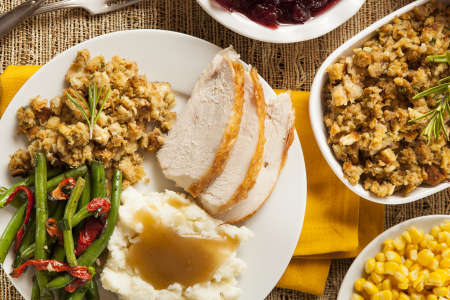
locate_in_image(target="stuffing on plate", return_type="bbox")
[9,50,176,187]
[324,1,449,197]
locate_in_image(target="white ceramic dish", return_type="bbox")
[309,0,450,205]
[338,215,450,300]
[0,30,307,300]
[195,0,366,43]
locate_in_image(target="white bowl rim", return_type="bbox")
[309,0,450,205]
[337,214,450,300]
[195,0,367,43]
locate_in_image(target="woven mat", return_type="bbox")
[0,0,448,299]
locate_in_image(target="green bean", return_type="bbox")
[17,243,35,262]
[52,245,66,262]
[86,278,100,300]
[47,169,121,290]
[90,161,106,199]
[0,179,31,208]
[79,172,91,210]
[63,177,85,267]
[52,201,66,222]
[0,203,26,263]
[31,278,40,300]
[0,168,62,208]
[47,166,88,191]
[71,205,94,229]
[34,152,52,299]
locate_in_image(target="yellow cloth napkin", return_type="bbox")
[0,67,385,296]
[274,90,384,296]
[0,65,41,116]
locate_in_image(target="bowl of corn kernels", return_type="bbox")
[338,215,450,300]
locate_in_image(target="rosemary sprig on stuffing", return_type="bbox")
[66,83,111,140]
[409,52,450,144]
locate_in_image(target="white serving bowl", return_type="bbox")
[195,0,366,43]
[309,0,450,205]
[338,215,450,300]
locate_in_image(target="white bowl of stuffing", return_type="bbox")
[310,0,449,204]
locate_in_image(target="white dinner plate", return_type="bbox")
[0,30,307,300]
[195,0,366,43]
[338,215,450,300]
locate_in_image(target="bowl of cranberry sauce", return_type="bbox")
[196,0,366,43]
[215,0,340,28]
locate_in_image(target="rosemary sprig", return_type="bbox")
[66,83,111,140]
[409,52,450,144]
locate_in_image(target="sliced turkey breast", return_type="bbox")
[215,92,295,223]
[198,68,266,215]
[157,48,245,196]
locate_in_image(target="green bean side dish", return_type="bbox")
[0,153,121,300]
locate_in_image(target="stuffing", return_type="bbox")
[9,50,176,188]
[324,1,449,197]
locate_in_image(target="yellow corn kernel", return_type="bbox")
[431,226,441,238]
[435,242,447,252]
[370,272,384,284]
[384,239,395,251]
[426,270,444,286]
[440,257,450,268]
[371,290,393,300]
[409,227,425,244]
[410,263,421,272]
[437,231,447,243]
[351,293,364,300]
[428,258,439,271]
[398,292,410,300]
[375,262,385,274]
[408,249,418,261]
[404,259,413,268]
[409,269,418,282]
[363,280,379,296]
[420,234,434,249]
[354,278,366,292]
[417,249,434,267]
[432,287,449,297]
[402,231,412,244]
[381,278,392,290]
[385,250,402,263]
[426,295,437,300]
[394,271,408,284]
[394,237,406,252]
[398,265,409,276]
[376,252,386,262]
[385,261,399,275]
[409,293,424,300]
[366,258,376,274]
[442,249,450,259]
[440,220,450,232]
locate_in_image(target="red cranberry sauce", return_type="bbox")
[215,0,340,28]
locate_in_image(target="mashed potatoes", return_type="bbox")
[100,187,252,300]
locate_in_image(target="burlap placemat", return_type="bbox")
[0,0,448,299]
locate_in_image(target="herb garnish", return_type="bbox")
[409,52,450,144]
[66,83,111,140]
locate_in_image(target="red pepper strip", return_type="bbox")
[11,259,93,281]
[75,218,104,257]
[7,186,34,252]
[51,177,76,200]
[46,218,64,246]
[65,278,87,293]
[87,198,110,215]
